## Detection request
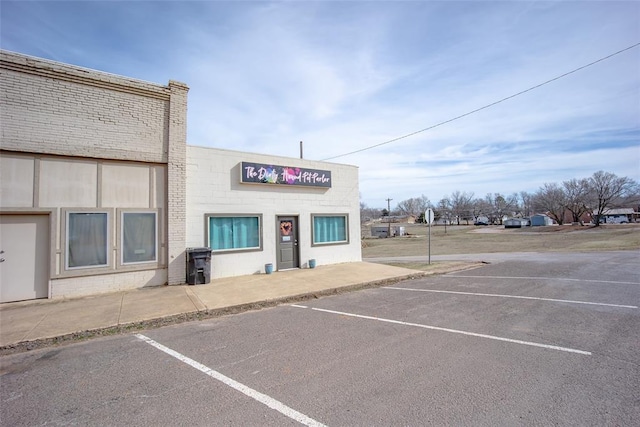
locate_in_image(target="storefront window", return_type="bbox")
[312,214,348,245]
[122,211,157,264]
[208,215,261,252]
[66,212,108,269]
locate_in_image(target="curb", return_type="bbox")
[0,272,428,355]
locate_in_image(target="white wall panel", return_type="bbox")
[101,163,150,208]
[0,154,34,207]
[39,158,97,207]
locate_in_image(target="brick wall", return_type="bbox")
[0,51,170,163]
[52,269,168,299]
[167,81,188,285]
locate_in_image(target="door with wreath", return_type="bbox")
[276,216,299,270]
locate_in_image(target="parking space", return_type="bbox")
[1,252,639,425]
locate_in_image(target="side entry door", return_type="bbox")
[0,214,49,302]
[276,216,299,270]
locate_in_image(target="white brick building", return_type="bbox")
[186,146,361,278]
[0,51,361,303]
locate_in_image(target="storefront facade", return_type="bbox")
[0,50,187,301]
[0,50,361,302]
[186,146,361,278]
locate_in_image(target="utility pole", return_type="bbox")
[385,198,393,237]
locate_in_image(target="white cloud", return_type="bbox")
[1,0,638,209]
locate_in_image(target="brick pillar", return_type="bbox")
[167,80,189,285]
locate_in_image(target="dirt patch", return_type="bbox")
[517,224,587,233]
[468,227,508,234]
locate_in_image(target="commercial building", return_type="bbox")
[186,146,361,278]
[0,50,361,303]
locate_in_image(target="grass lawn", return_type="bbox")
[361,223,640,258]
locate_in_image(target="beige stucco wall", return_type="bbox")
[0,152,168,294]
[186,146,362,279]
[0,153,34,207]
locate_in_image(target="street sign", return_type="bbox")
[425,208,434,265]
[425,208,434,225]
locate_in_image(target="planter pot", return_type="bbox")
[308,259,316,269]
[265,263,274,274]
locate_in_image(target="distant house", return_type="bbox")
[600,208,635,224]
[530,214,554,226]
[561,209,592,224]
[381,215,415,224]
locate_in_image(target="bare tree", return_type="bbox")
[506,193,520,216]
[449,191,474,225]
[471,197,492,222]
[360,202,381,223]
[437,197,451,224]
[533,183,566,224]
[519,191,534,217]
[396,195,431,219]
[587,171,639,226]
[562,178,590,223]
[484,193,517,224]
[359,170,638,227]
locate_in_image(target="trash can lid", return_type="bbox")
[187,247,212,252]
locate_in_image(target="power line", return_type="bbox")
[321,42,640,161]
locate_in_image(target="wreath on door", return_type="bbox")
[280,221,292,236]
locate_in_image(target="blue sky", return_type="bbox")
[2,0,638,208]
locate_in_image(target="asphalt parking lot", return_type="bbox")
[1,251,639,426]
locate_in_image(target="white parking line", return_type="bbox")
[444,275,640,286]
[290,306,591,356]
[384,287,638,309]
[136,334,326,427]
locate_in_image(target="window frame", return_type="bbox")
[205,213,263,254]
[311,213,350,246]
[119,209,159,266]
[64,209,111,271]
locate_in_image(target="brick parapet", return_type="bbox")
[0,50,170,100]
[0,50,187,164]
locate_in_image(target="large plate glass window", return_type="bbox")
[312,214,349,245]
[66,211,108,269]
[208,215,262,252]
[122,211,157,264]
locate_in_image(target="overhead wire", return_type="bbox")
[321,42,640,161]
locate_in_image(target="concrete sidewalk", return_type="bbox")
[0,262,439,350]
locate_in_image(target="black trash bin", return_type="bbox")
[186,247,212,285]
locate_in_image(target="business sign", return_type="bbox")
[241,162,332,188]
